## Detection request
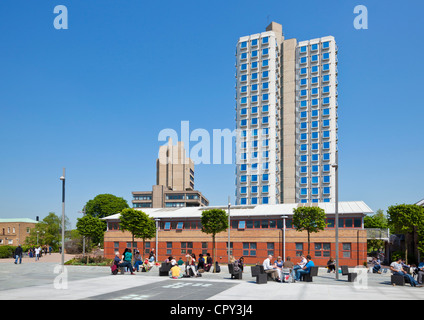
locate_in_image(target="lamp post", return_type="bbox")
[155,218,160,262]
[59,168,65,267]
[227,196,231,264]
[78,206,86,257]
[332,151,339,280]
[281,215,288,261]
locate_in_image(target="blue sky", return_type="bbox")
[0,0,423,228]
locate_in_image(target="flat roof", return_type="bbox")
[103,201,373,221]
[0,218,39,223]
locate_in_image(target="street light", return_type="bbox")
[78,206,86,257]
[281,215,288,261]
[60,168,65,267]
[332,151,339,280]
[155,218,160,261]
[227,196,231,264]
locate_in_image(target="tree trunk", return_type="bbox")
[307,231,310,255]
[213,234,216,273]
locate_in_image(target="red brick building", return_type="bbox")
[103,201,372,267]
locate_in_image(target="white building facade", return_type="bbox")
[235,22,338,205]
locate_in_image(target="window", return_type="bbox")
[243,242,257,256]
[262,70,269,78]
[326,218,335,228]
[164,222,171,230]
[315,243,331,257]
[311,43,318,51]
[176,222,184,230]
[295,243,303,256]
[262,36,269,44]
[262,197,269,204]
[181,242,193,255]
[342,243,351,258]
[251,50,258,58]
[262,185,269,193]
[251,186,258,193]
[240,41,247,48]
[251,39,258,46]
[267,243,274,256]
[238,221,246,229]
[166,242,172,255]
[262,48,269,55]
[300,46,307,53]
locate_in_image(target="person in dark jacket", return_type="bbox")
[14,245,23,264]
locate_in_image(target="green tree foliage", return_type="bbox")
[387,204,424,263]
[84,194,129,219]
[292,206,327,254]
[24,212,68,250]
[364,209,389,254]
[200,209,229,273]
[119,208,156,262]
[364,209,388,229]
[76,215,105,250]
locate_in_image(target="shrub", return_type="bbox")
[0,246,15,258]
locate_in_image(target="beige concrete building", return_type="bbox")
[132,138,209,208]
[0,218,38,246]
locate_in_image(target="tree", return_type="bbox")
[25,212,68,250]
[200,209,229,273]
[292,206,327,255]
[119,208,156,263]
[84,194,129,219]
[76,215,105,263]
[387,204,424,264]
[364,209,388,229]
[364,209,388,254]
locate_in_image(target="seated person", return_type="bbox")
[197,254,205,271]
[170,264,183,279]
[263,255,280,281]
[204,253,212,272]
[372,257,382,274]
[295,255,314,281]
[390,257,420,287]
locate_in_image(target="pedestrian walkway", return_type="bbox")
[1,260,423,300]
[0,252,75,264]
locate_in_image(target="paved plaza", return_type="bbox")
[0,254,423,301]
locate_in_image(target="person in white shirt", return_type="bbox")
[292,254,307,279]
[263,255,280,281]
[34,247,41,261]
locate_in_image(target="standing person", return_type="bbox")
[390,257,420,287]
[48,245,52,255]
[35,246,41,261]
[14,245,23,264]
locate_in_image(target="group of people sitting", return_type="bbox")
[112,248,156,275]
[167,253,219,279]
[261,254,315,282]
